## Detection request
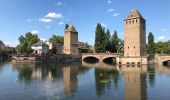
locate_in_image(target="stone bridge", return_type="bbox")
[155,54,170,65]
[82,53,120,64]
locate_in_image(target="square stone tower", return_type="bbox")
[64,25,79,54]
[124,9,146,57]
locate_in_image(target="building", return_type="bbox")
[118,9,147,65]
[45,41,64,54]
[78,42,89,53]
[31,41,49,55]
[124,9,146,57]
[64,25,79,54]
[53,42,63,54]
[0,40,5,49]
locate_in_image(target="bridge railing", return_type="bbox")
[82,53,120,55]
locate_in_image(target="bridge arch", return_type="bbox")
[103,57,116,64]
[83,56,99,63]
[163,60,170,66]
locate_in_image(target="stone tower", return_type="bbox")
[124,9,146,57]
[64,25,79,54]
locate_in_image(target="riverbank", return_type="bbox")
[11,54,82,63]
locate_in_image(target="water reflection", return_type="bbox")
[12,63,90,97]
[83,61,148,100]
[121,65,147,100]
[6,61,170,100]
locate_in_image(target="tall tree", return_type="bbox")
[49,35,64,44]
[17,32,40,54]
[111,30,119,53]
[105,29,111,52]
[94,23,106,53]
[148,32,155,54]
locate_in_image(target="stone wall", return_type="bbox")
[119,57,148,65]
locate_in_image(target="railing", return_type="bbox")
[82,53,120,55]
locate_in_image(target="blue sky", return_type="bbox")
[0,0,170,47]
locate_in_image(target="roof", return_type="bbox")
[32,41,48,47]
[65,24,77,32]
[125,9,144,20]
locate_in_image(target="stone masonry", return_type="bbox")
[64,25,79,54]
[124,9,146,57]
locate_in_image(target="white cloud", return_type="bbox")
[107,9,114,13]
[55,1,62,6]
[158,36,165,40]
[113,13,119,17]
[31,30,40,34]
[45,12,63,19]
[58,21,64,25]
[39,18,52,23]
[161,28,167,32]
[26,19,32,23]
[107,0,112,4]
[101,23,107,27]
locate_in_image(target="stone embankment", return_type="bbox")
[12,54,82,63]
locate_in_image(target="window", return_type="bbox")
[129,21,131,24]
[134,46,135,49]
[128,46,129,49]
[136,19,138,23]
[132,20,134,23]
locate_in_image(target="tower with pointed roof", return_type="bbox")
[64,25,79,54]
[124,9,146,57]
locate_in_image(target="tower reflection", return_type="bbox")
[121,65,147,100]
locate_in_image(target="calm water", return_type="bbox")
[0,61,170,100]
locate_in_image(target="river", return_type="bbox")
[0,61,170,100]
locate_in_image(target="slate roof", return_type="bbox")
[32,41,48,47]
[65,25,77,32]
[126,9,144,20]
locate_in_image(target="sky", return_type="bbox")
[0,0,170,47]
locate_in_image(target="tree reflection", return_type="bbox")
[95,68,120,96]
[148,65,155,87]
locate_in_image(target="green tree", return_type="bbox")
[49,35,64,44]
[111,30,119,53]
[49,44,57,55]
[94,23,106,53]
[17,32,40,55]
[105,29,111,52]
[148,32,155,54]
[65,24,69,30]
[155,40,170,54]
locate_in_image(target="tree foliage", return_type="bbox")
[17,32,40,55]
[94,23,106,53]
[49,35,64,44]
[147,32,155,54]
[155,40,170,54]
[94,23,123,53]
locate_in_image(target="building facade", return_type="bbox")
[64,25,79,54]
[31,41,49,55]
[124,9,146,57]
